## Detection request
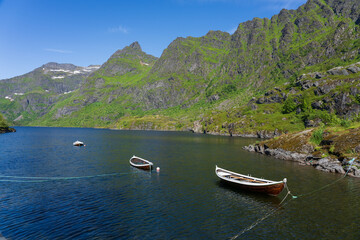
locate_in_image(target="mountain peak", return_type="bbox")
[129,41,141,50]
[41,62,77,71]
[111,41,144,58]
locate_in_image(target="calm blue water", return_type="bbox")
[0,127,359,239]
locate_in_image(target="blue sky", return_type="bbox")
[0,0,306,79]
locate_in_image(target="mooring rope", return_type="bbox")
[0,172,131,183]
[230,158,356,239]
[229,183,294,240]
[293,158,355,199]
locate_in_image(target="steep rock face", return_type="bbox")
[151,31,231,79]
[77,41,207,111]
[80,42,157,91]
[140,0,360,103]
[95,41,157,77]
[46,42,161,124]
[223,0,359,88]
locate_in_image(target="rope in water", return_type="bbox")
[294,158,356,199]
[230,158,356,239]
[230,183,294,240]
[0,172,130,183]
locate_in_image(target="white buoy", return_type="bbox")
[156,167,160,172]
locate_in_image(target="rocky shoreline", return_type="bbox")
[243,128,360,178]
[0,127,16,134]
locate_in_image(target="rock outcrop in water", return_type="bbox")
[0,113,15,133]
[244,128,360,177]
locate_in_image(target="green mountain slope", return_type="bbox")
[4,0,360,135]
[30,42,160,127]
[0,63,100,125]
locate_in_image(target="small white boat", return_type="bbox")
[73,140,84,146]
[130,155,153,170]
[215,166,286,196]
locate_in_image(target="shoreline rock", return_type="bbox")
[243,144,360,177]
[0,127,16,134]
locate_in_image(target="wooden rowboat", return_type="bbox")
[215,166,286,196]
[130,155,153,170]
[73,140,84,146]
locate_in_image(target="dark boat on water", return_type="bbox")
[215,166,286,196]
[130,155,153,170]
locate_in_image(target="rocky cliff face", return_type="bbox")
[93,41,157,78]
[130,0,360,109]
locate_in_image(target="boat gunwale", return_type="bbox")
[129,155,154,167]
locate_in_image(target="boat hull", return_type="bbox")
[219,179,284,196]
[131,164,152,170]
[130,156,153,171]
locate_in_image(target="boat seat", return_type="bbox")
[230,175,265,183]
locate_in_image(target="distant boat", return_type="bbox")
[73,140,84,146]
[215,166,286,196]
[130,155,153,170]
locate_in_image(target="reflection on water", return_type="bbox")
[0,127,359,239]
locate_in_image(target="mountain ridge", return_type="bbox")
[1,0,360,136]
[0,62,100,124]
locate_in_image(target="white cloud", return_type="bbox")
[108,25,129,34]
[44,48,73,54]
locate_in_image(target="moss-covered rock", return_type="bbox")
[245,125,360,177]
[0,114,15,133]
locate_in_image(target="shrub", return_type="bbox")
[301,110,341,126]
[340,119,351,128]
[221,84,236,95]
[300,93,312,113]
[282,96,297,114]
[310,125,325,145]
[355,94,360,104]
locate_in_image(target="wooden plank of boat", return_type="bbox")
[215,165,286,196]
[130,155,153,171]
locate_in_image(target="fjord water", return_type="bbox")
[0,127,359,239]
